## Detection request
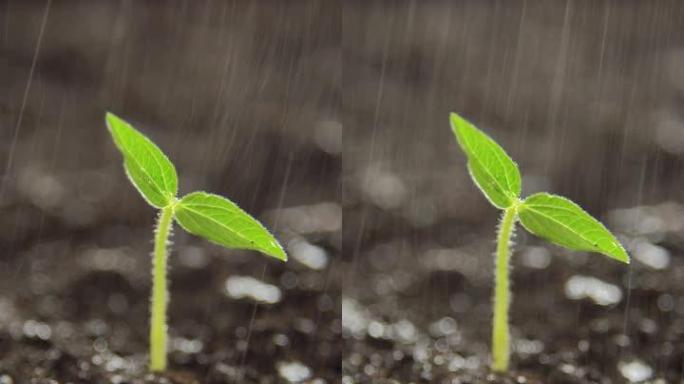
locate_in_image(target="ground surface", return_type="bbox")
[0,207,340,383]
[342,202,684,383]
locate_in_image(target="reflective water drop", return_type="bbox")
[565,275,622,306]
[633,239,670,270]
[618,359,653,382]
[225,276,282,304]
[520,246,551,269]
[288,237,329,270]
[277,361,312,383]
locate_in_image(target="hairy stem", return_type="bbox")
[150,204,174,372]
[492,205,517,372]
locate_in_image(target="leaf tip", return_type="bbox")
[105,111,120,126]
[273,247,288,262]
[105,111,126,138]
[449,112,472,152]
[264,237,288,262]
[603,224,630,265]
[249,233,287,261]
[449,112,465,133]
[615,247,630,264]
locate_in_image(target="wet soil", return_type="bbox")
[0,214,341,383]
[342,205,684,383]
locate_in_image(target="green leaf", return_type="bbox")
[518,193,629,263]
[106,112,178,208]
[174,192,287,261]
[449,112,521,209]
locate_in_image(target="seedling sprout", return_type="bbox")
[105,112,286,372]
[449,112,629,373]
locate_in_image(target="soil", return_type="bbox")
[341,201,684,384]
[0,224,341,383]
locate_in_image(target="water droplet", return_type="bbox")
[178,246,209,269]
[361,166,407,210]
[514,338,544,355]
[18,167,66,210]
[273,333,289,347]
[559,363,577,375]
[22,319,52,340]
[342,298,370,338]
[633,239,670,270]
[565,275,622,306]
[391,319,417,343]
[280,271,299,289]
[225,276,282,304]
[618,359,653,382]
[657,294,674,312]
[288,237,329,270]
[429,317,458,337]
[277,361,312,383]
[367,320,385,338]
[172,337,203,354]
[520,246,551,269]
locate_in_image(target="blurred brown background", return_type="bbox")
[1,1,340,231]
[344,0,684,240]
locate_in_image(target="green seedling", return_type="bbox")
[105,112,286,372]
[449,112,628,373]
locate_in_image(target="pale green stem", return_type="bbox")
[150,204,174,372]
[492,205,517,372]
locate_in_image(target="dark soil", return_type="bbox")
[342,203,684,383]
[0,222,341,383]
